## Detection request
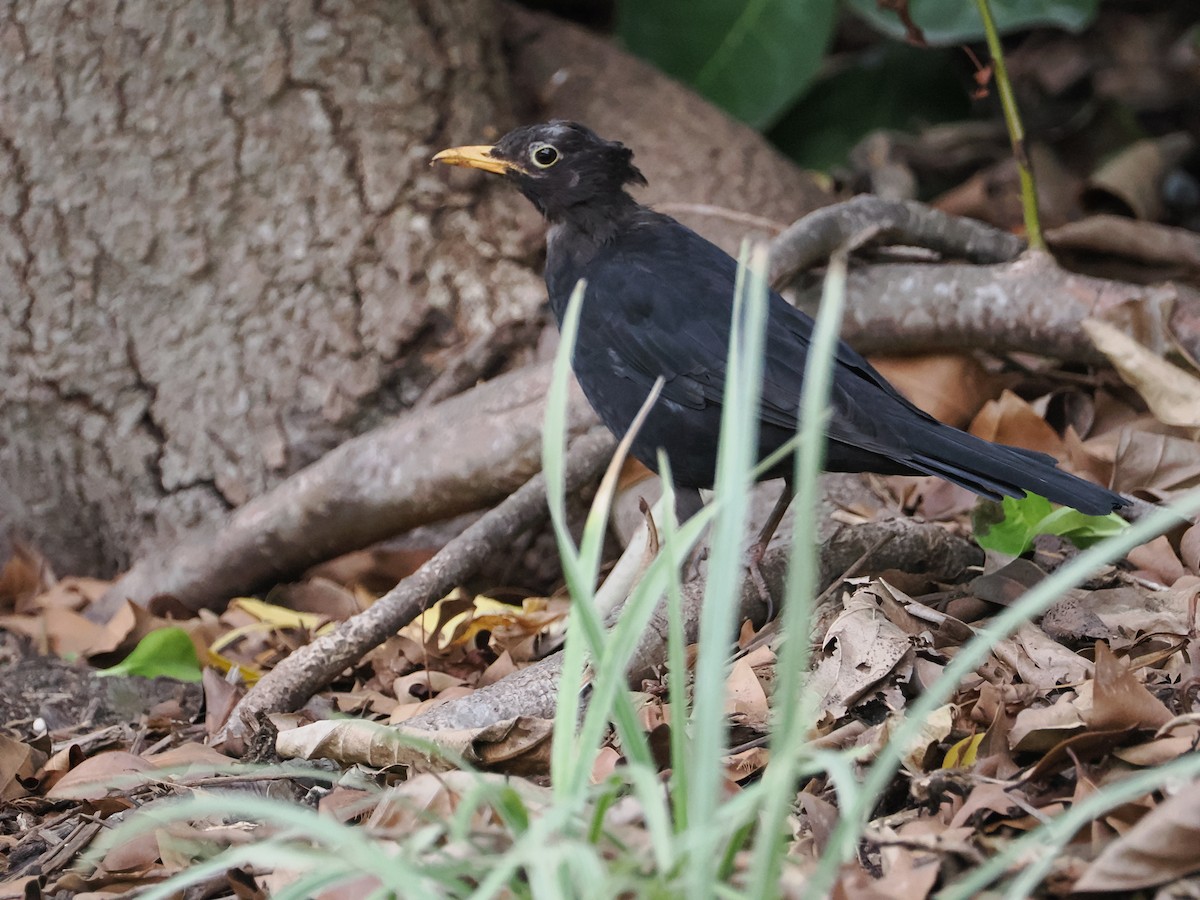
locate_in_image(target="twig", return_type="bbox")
[218,428,615,746]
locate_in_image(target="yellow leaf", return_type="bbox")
[229,597,328,630]
[943,732,985,769]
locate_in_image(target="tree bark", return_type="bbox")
[0,0,827,578]
[0,0,525,575]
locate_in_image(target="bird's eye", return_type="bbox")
[530,143,559,168]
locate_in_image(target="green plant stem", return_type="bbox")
[746,235,849,897]
[974,0,1044,251]
[688,244,771,897]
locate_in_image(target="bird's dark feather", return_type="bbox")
[548,210,1123,515]
[463,121,1127,517]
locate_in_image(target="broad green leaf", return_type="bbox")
[1033,505,1130,549]
[97,626,203,682]
[973,493,1054,555]
[974,493,1129,555]
[769,42,969,170]
[616,0,839,129]
[846,0,1099,46]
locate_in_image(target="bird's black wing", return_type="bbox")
[577,218,930,453]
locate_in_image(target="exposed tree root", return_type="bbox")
[218,428,615,747]
[397,516,982,733]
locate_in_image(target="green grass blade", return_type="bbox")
[747,238,849,895]
[656,455,694,834]
[688,243,771,895]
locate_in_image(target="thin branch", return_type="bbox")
[974,0,1045,250]
[219,428,616,747]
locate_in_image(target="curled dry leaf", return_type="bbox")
[968,390,1067,456]
[1113,732,1199,766]
[45,750,154,801]
[869,352,1003,428]
[1086,641,1172,732]
[0,733,34,801]
[1181,524,1200,573]
[1043,584,1193,647]
[991,621,1093,690]
[0,543,56,612]
[1113,429,1200,499]
[807,587,914,720]
[1009,691,1087,752]
[367,769,552,834]
[725,656,770,731]
[891,703,955,775]
[1083,318,1200,429]
[1126,535,1186,586]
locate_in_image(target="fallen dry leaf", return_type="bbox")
[725,656,770,729]
[1113,732,1199,766]
[0,543,56,613]
[1113,430,1200,499]
[46,750,155,801]
[991,621,1093,689]
[969,390,1067,456]
[1009,691,1086,752]
[1126,535,1186,586]
[808,588,914,720]
[869,352,1002,428]
[367,769,551,834]
[1072,779,1200,892]
[1086,641,1172,731]
[891,703,955,774]
[1180,525,1200,573]
[1043,583,1193,646]
[1083,318,1200,429]
[0,733,34,801]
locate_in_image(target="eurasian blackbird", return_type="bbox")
[433,122,1127,538]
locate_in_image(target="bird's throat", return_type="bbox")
[546,192,638,244]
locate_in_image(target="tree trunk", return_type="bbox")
[0,0,536,574]
[0,0,826,577]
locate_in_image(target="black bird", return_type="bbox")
[433,122,1126,553]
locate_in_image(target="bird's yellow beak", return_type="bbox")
[431,145,515,175]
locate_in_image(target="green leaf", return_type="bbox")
[97,626,203,682]
[769,42,969,171]
[1034,505,1130,549]
[616,0,839,129]
[974,493,1129,555]
[845,0,1099,47]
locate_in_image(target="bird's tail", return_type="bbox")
[901,421,1126,516]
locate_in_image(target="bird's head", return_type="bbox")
[432,121,646,221]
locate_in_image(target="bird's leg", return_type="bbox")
[749,479,794,621]
[674,485,708,581]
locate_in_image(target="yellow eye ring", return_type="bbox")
[530,143,560,168]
